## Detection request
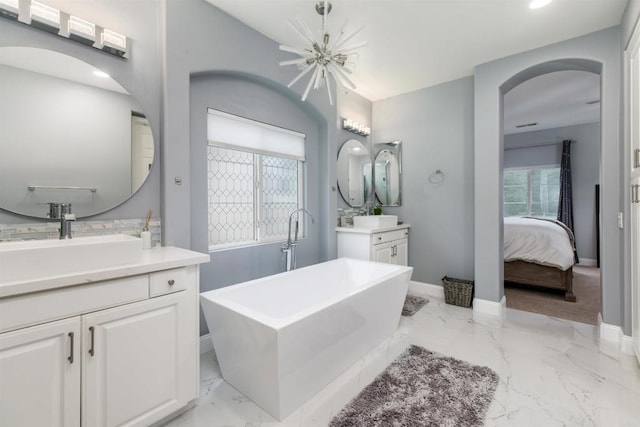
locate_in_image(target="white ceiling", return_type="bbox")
[503,70,600,134]
[205,0,627,102]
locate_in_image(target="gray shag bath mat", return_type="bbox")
[402,294,428,316]
[330,345,499,427]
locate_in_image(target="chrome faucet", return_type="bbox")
[282,208,314,271]
[47,202,61,219]
[59,203,76,239]
[363,200,373,216]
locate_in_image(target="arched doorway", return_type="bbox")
[501,66,602,324]
[472,27,622,328]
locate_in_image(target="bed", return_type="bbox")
[504,217,576,302]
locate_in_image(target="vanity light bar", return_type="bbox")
[101,28,127,57]
[0,0,19,20]
[0,0,129,58]
[29,0,60,32]
[68,15,95,44]
[342,118,371,137]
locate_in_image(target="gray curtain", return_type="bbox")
[557,140,579,263]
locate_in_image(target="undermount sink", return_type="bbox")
[352,215,398,229]
[0,234,143,283]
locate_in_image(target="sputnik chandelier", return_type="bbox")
[279,1,367,105]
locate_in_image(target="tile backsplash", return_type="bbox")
[0,218,161,246]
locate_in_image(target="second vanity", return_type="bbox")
[0,239,209,427]
[336,223,410,266]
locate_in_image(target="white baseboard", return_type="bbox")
[598,315,634,356]
[472,296,506,317]
[577,258,597,267]
[200,333,214,354]
[409,281,444,299]
[622,335,635,355]
[409,282,507,318]
[599,319,623,342]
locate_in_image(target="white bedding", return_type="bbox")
[504,217,575,271]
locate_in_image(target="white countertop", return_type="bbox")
[0,246,210,298]
[335,223,410,234]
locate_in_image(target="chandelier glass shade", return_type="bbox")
[279,1,367,105]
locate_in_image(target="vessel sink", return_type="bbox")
[0,235,143,283]
[352,215,398,228]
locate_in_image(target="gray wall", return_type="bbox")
[373,77,475,285]
[163,0,338,263]
[474,27,624,328]
[190,74,323,335]
[0,0,161,223]
[623,0,640,48]
[164,0,348,335]
[504,122,601,262]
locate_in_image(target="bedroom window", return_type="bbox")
[206,109,305,250]
[504,166,560,218]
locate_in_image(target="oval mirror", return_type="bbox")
[374,141,402,206]
[337,139,371,208]
[0,47,154,219]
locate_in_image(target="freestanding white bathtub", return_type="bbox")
[200,257,413,421]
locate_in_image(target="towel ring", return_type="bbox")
[428,169,445,184]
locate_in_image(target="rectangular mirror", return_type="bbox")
[374,140,402,206]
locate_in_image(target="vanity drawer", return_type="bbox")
[0,275,149,333]
[372,229,408,245]
[149,268,187,297]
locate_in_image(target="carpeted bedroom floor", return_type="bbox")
[505,265,601,325]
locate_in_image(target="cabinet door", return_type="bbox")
[82,291,193,427]
[0,317,81,427]
[373,242,393,264]
[630,32,640,173]
[632,176,640,364]
[394,238,409,266]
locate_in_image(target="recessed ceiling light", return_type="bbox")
[93,70,110,78]
[529,0,553,9]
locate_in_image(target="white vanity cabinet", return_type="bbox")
[337,225,409,266]
[0,247,208,427]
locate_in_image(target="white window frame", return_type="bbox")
[206,110,306,251]
[504,164,560,218]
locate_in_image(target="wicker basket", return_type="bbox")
[442,276,474,308]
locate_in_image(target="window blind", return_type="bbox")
[207,108,306,161]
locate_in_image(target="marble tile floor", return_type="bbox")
[164,294,640,427]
